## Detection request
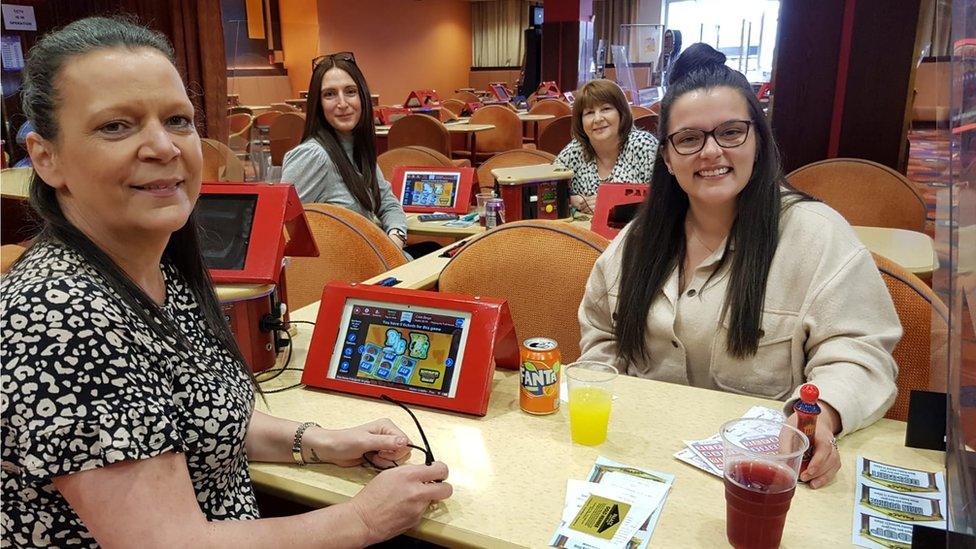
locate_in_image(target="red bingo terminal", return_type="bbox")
[1,1,973,548]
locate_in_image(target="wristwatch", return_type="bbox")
[291,421,320,466]
[388,228,407,244]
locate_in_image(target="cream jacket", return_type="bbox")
[578,201,901,436]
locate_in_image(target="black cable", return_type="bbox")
[256,329,295,384]
[286,320,316,327]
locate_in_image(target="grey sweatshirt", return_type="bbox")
[280,136,407,234]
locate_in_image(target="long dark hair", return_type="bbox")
[19,16,255,387]
[302,55,381,215]
[614,43,809,365]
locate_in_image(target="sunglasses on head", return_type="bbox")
[361,394,435,470]
[312,51,356,68]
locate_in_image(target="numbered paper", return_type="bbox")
[852,456,946,549]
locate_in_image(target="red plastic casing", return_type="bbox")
[301,282,519,416]
[199,183,318,285]
[404,89,442,108]
[590,183,650,239]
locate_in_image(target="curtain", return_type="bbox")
[917,0,952,59]
[593,0,640,54]
[472,0,534,67]
[167,0,228,141]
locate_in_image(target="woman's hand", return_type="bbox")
[303,418,412,467]
[570,194,596,214]
[788,402,842,489]
[347,462,453,544]
[387,228,406,250]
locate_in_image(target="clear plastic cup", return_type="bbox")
[565,361,617,445]
[476,192,495,227]
[720,418,809,549]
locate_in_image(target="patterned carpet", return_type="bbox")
[906,127,951,225]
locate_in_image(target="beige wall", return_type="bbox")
[280,0,320,98]
[316,0,472,107]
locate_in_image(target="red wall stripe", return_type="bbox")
[828,0,857,157]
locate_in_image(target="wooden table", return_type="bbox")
[518,113,556,140]
[0,168,31,200]
[406,213,484,241]
[361,240,461,289]
[375,123,495,160]
[250,302,942,548]
[852,226,939,276]
[285,98,306,111]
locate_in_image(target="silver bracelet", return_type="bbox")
[291,421,320,466]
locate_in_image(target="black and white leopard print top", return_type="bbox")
[1,239,258,547]
[554,128,659,197]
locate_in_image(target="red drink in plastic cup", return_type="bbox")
[724,460,797,549]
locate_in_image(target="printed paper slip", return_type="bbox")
[551,480,656,549]
[674,447,720,477]
[675,406,786,477]
[852,456,946,549]
[550,457,675,549]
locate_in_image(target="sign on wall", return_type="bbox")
[2,5,37,32]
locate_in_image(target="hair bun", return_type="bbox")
[667,43,727,86]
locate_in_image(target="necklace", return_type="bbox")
[687,221,717,254]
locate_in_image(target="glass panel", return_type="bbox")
[944,0,976,536]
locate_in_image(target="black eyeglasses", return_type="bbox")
[362,394,435,470]
[666,119,752,155]
[312,51,356,68]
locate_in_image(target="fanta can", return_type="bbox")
[520,337,561,414]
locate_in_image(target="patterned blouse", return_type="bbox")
[1,239,257,547]
[555,128,659,197]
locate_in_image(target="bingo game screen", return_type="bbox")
[327,299,471,398]
[400,171,461,209]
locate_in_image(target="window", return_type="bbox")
[665,0,780,81]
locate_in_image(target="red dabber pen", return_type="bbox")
[793,383,821,478]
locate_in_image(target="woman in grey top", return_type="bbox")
[281,52,409,251]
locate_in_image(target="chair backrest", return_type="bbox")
[648,101,661,115]
[785,158,927,232]
[451,90,480,103]
[469,105,523,154]
[442,98,467,117]
[633,114,659,134]
[536,115,573,155]
[227,113,253,135]
[270,102,300,113]
[476,149,556,192]
[268,112,307,166]
[227,106,253,116]
[631,105,653,118]
[529,99,572,136]
[253,110,283,130]
[438,220,610,363]
[285,204,408,310]
[377,145,455,182]
[387,114,452,157]
[0,244,26,275]
[871,253,948,421]
[200,138,245,181]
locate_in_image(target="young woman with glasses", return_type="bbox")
[2,20,450,547]
[281,52,431,255]
[577,44,901,489]
[554,79,659,214]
